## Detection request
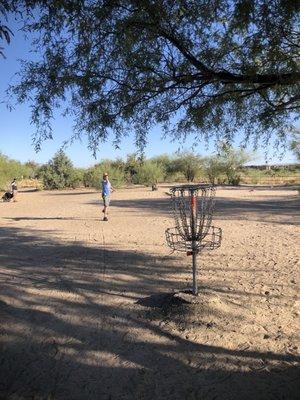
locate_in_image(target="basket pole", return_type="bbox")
[191,191,198,295]
[192,242,198,295]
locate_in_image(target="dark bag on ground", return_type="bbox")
[2,192,13,202]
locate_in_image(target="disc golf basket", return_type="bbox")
[165,185,222,295]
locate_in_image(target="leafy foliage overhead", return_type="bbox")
[290,130,300,160]
[5,0,300,152]
[0,1,13,58]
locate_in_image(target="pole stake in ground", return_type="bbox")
[165,184,222,295]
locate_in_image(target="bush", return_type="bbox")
[150,154,171,180]
[23,161,40,179]
[217,143,253,185]
[243,169,261,184]
[203,156,224,185]
[133,161,164,186]
[0,153,34,190]
[37,150,78,189]
[124,153,142,183]
[104,166,125,188]
[169,152,204,182]
[70,168,85,188]
[84,164,125,189]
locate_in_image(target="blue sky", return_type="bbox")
[0,18,298,167]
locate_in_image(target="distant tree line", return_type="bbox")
[33,145,253,189]
[1,145,299,191]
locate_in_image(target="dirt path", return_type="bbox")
[0,186,299,399]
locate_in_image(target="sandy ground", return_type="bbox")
[0,185,299,400]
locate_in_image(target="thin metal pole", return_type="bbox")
[192,241,198,295]
[191,192,198,295]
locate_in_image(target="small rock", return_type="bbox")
[173,292,198,304]
[263,334,270,339]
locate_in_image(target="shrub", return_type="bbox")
[243,169,261,184]
[133,161,164,186]
[36,150,77,189]
[104,166,125,188]
[217,143,253,185]
[170,152,204,182]
[203,156,224,185]
[70,168,85,188]
[0,153,32,190]
[124,153,141,183]
[84,164,125,189]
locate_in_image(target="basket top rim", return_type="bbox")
[170,184,215,192]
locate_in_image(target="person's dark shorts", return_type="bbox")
[102,195,110,207]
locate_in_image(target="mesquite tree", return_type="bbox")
[3,0,300,152]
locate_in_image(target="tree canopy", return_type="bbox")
[3,0,300,152]
[0,1,13,58]
[290,131,300,160]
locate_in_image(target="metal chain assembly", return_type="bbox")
[165,184,222,295]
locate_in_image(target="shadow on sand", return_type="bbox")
[86,190,300,225]
[0,227,299,399]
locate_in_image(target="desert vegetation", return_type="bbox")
[1,147,299,192]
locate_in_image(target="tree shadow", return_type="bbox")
[0,227,299,399]
[216,196,300,225]
[48,190,97,196]
[3,217,98,221]
[216,184,299,191]
[86,192,300,225]
[87,196,171,217]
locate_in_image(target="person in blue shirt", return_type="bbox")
[101,172,114,221]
